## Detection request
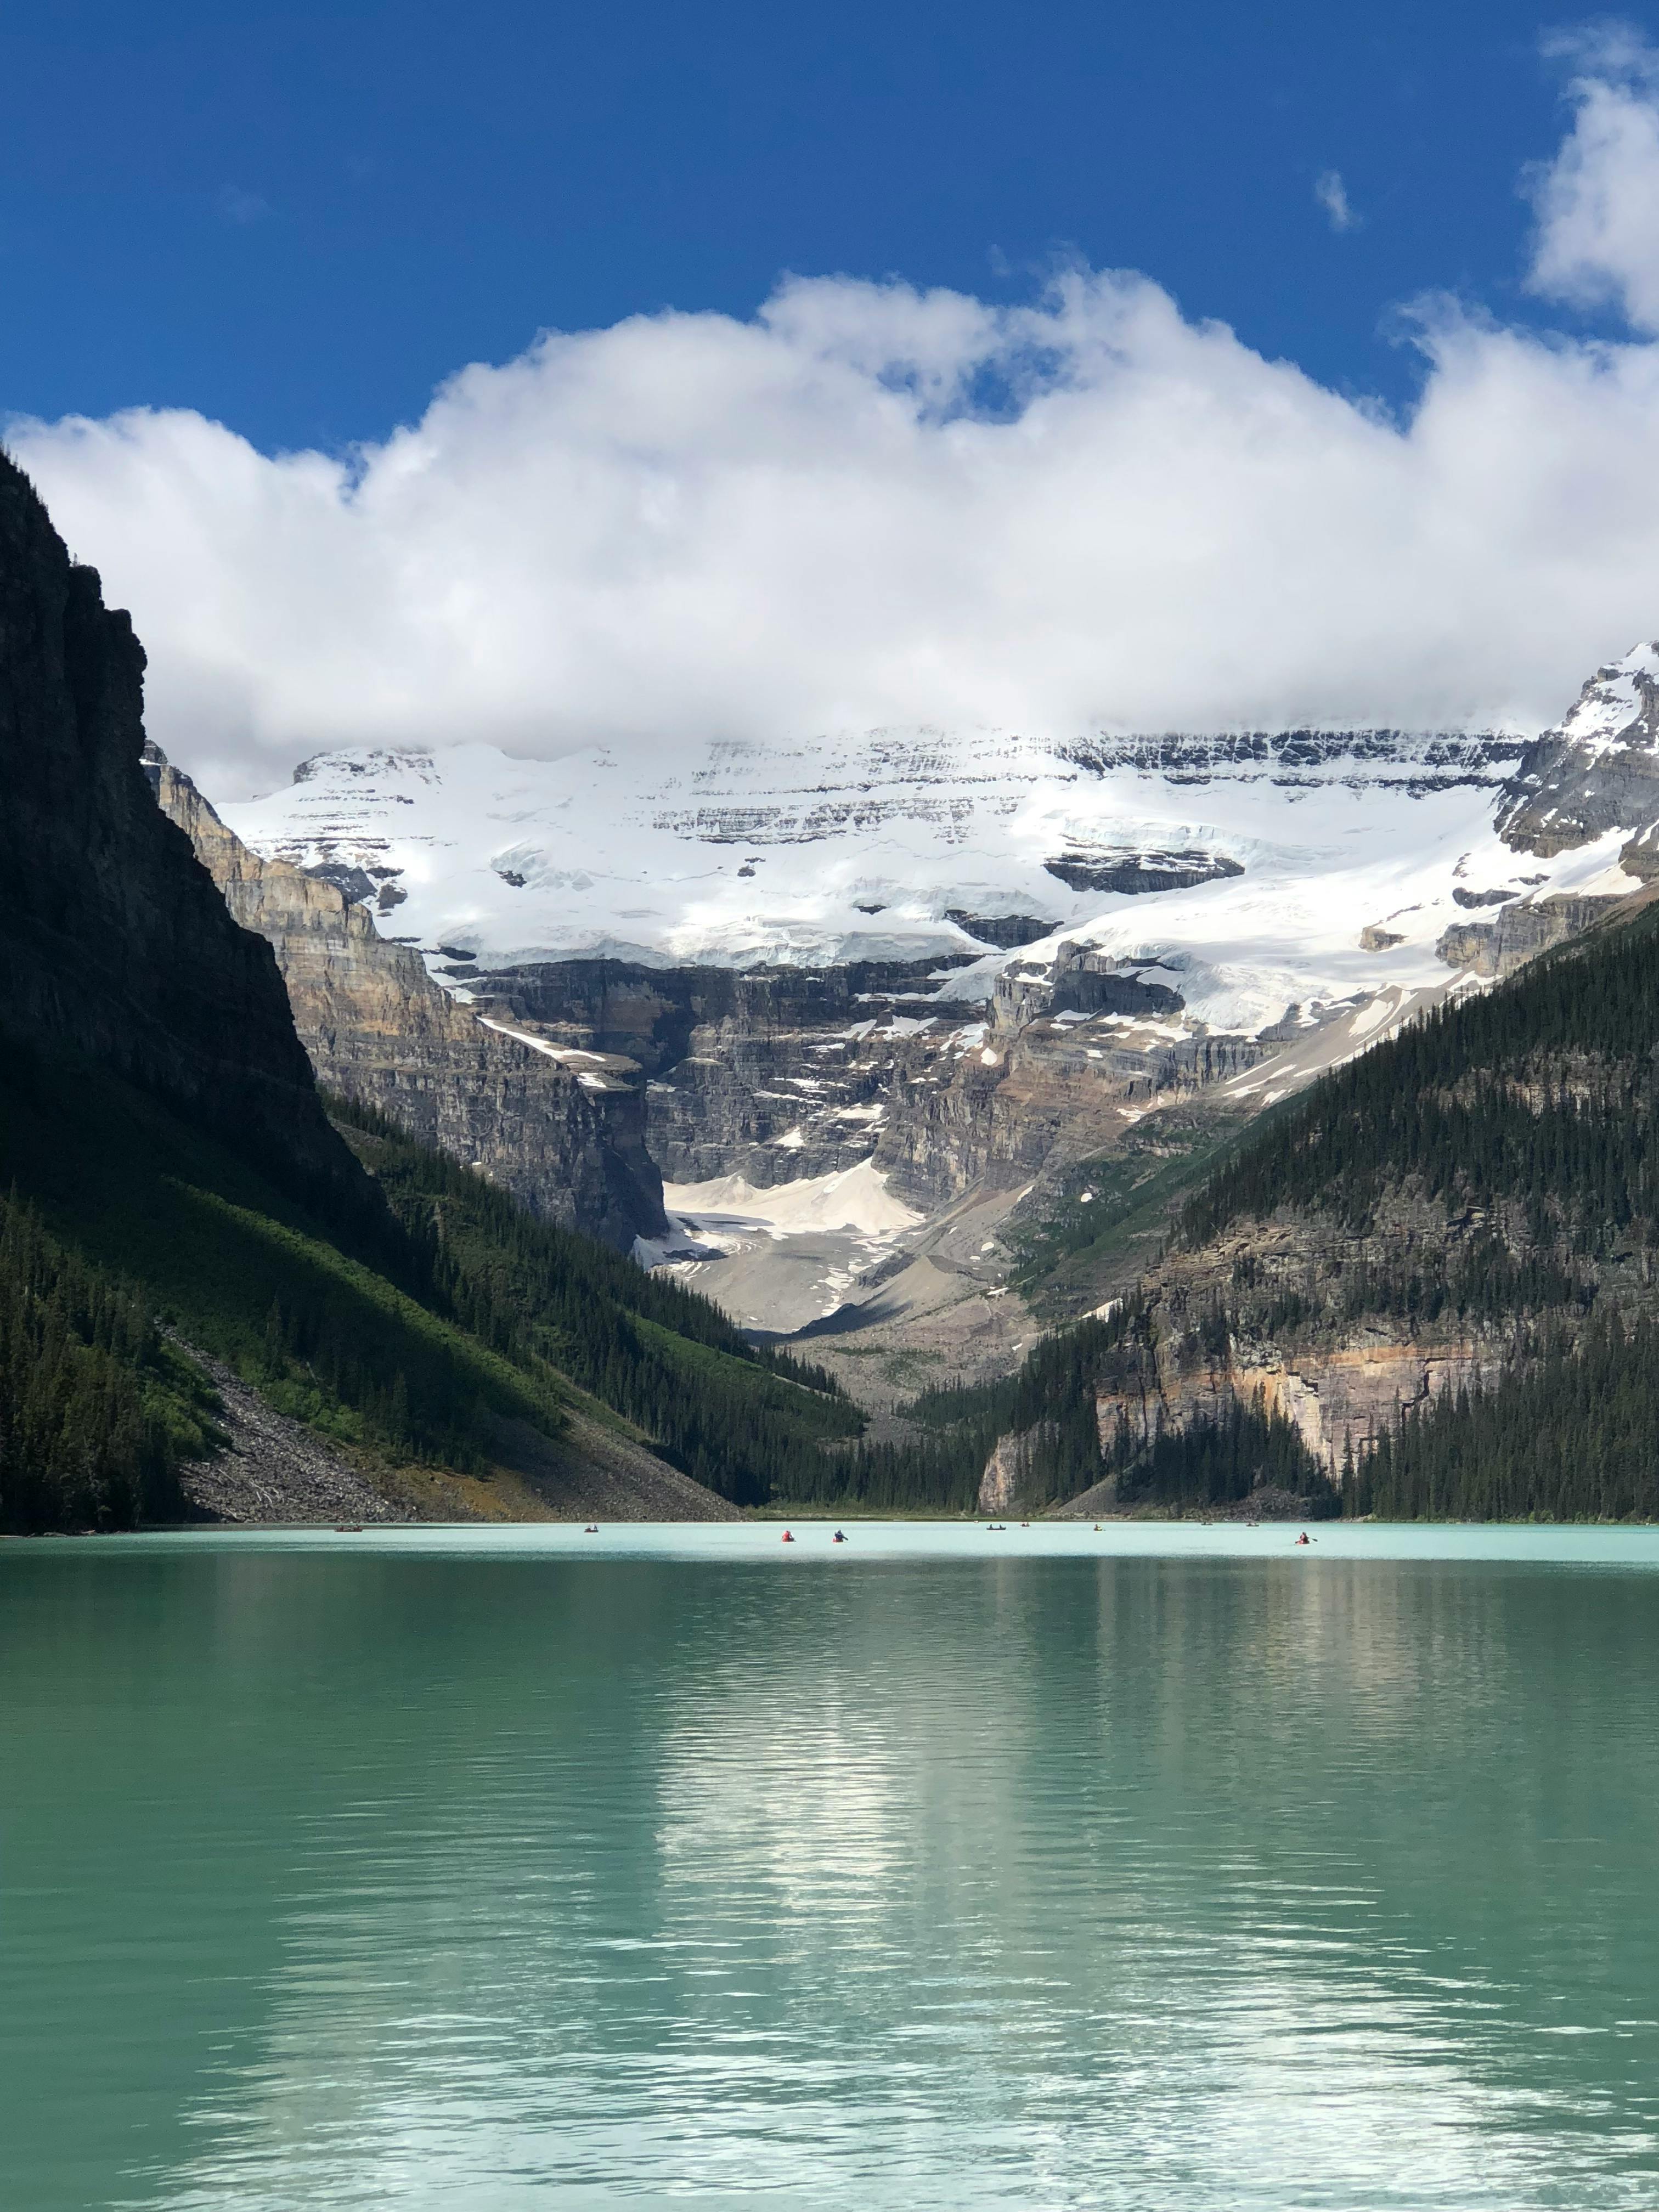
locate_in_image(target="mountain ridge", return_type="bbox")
[0,455,856,1532]
[0,449,358,1208]
[145,744,665,1250]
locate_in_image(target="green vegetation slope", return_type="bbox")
[0,1049,857,1532]
[804,898,1659,1522]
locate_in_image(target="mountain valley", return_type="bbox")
[200,648,1659,1383]
[12,437,1659,1528]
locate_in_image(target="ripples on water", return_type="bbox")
[4,1529,1659,2209]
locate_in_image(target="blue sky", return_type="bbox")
[16,6,1659,788]
[0,0,1632,452]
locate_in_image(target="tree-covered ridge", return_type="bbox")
[1183,901,1659,1259]
[790,1316,1127,1513]
[0,1190,221,1533]
[332,1097,859,1506]
[0,1048,856,1530]
[785,1305,1335,1519]
[1153,894,1659,1521]
[0,1048,592,1522]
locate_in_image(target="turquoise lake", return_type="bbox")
[5,1521,1659,2209]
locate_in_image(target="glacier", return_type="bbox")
[220,710,1643,1037]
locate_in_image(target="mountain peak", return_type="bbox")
[1553,640,1659,755]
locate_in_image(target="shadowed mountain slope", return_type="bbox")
[0,453,854,1532]
[0,450,357,1207]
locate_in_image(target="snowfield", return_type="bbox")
[222,719,1564,1030]
[219,649,1659,1047]
[631,1161,927,1330]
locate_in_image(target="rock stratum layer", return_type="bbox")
[146,750,665,1250]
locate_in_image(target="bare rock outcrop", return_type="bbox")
[1435,894,1624,979]
[148,752,665,1249]
[978,1427,1056,1513]
[876,1012,1267,1213]
[1499,641,1659,867]
[1093,1335,1505,1476]
[475,953,971,1190]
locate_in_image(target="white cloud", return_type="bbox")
[1315,169,1359,232]
[15,32,1659,799]
[1527,24,1659,330]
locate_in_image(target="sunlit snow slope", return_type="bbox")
[224,724,1550,1012]
[222,642,1659,1048]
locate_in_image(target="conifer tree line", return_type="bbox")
[0,1192,209,1531]
[1108,1392,1334,1516]
[1351,1313,1659,1521]
[793,1315,1128,1513]
[331,1098,859,1505]
[790,1304,1338,1517]
[0,1064,859,1531]
[329,1097,840,1390]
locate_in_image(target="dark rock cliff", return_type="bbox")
[473,955,973,1189]
[472,948,1271,1211]
[0,450,357,1198]
[1434,893,1627,979]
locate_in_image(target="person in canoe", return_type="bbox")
[781,1530,794,1543]
[1295,1531,1312,1545]
[832,1530,848,1544]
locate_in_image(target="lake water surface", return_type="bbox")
[5,1522,1659,2209]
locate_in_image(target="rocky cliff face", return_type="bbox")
[0,452,356,1199]
[1046,1161,1658,1509]
[1061,726,1528,788]
[1499,643,1659,877]
[876,1010,1271,1212]
[146,752,665,1250]
[644,962,963,1188]
[469,954,968,1189]
[466,946,1261,1212]
[1434,893,1628,978]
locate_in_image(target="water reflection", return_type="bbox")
[3,1550,1658,2207]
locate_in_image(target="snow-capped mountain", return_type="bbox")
[219,697,1652,1041]
[213,664,1659,1335]
[1499,641,1659,876]
[223,721,1556,1024]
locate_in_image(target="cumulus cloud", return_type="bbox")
[1314,170,1359,232]
[1527,23,1659,329]
[14,30,1659,798]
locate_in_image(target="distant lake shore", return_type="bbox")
[13,1517,1659,1565]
